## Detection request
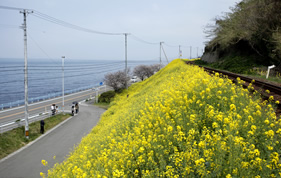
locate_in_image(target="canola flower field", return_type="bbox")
[45,59,281,177]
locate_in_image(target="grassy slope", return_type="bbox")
[47,59,281,177]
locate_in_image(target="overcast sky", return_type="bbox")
[0,0,240,61]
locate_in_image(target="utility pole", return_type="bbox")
[62,56,65,115]
[190,46,192,59]
[160,42,164,65]
[124,33,129,89]
[20,9,33,139]
[96,88,98,103]
[179,45,182,59]
[197,47,199,58]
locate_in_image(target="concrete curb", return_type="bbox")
[0,115,74,164]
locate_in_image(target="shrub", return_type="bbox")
[98,91,116,103]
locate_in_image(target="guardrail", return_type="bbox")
[0,84,100,110]
[0,85,111,134]
[0,111,57,134]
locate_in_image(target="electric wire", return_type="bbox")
[130,35,159,45]
[161,45,170,64]
[27,33,60,65]
[0,61,125,74]
[0,65,126,84]
[29,67,125,81]
[0,6,28,11]
[31,11,124,36]
[163,43,178,48]
[28,65,125,79]
[0,66,24,68]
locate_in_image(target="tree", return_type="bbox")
[150,64,163,73]
[133,65,154,81]
[104,70,130,92]
[204,0,281,63]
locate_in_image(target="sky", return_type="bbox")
[0,0,240,61]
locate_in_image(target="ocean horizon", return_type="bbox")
[0,58,159,106]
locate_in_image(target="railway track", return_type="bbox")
[185,61,281,115]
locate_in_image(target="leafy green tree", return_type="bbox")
[205,0,281,63]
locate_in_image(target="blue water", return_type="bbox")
[0,58,158,106]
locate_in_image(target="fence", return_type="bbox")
[0,111,56,134]
[0,85,111,134]
[0,84,99,110]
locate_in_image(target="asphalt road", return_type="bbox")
[0,86,108,125]
[0,102,106,178]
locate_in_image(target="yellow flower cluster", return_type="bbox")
[46,59,281,177]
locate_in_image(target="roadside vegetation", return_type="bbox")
[46,59,281,177]
[0,113,70,160]
[205,0,281,64]
[202,0,281,83]
[194,58,281,84]
[93,91,116,110]
[133,64,162,81]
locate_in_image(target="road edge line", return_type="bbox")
[0,115,74,164]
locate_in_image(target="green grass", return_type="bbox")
[93,102,110,110]
[195,55,260,74]
[0,113,71,159]
[194,55,281,84]
[244,73,281,84]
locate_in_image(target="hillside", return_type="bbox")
[46,59,281,177]
[202,0,281,72]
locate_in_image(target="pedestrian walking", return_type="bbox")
[40,120,45,134]
[51,104,56,115]
[75,103,79,114]
[71,105,75,116]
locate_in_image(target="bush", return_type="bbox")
[98,91,116,103]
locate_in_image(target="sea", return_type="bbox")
[0,58,159,107]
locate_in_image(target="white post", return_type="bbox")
[124,33,128,89]
[266,65,276,79]
[62,56,65,114]
[96,88,98,103]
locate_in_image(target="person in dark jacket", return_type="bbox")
[75,103,79,114]
[40,120,45,134]
[71,105,75,116]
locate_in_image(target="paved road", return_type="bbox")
[0,86,108,125]
[0,102,105,178]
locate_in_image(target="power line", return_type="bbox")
[31,11,124,36]
[130,35,158,45]
[163,43,178,48]
[0,6,125,35]
[27,32,60,65]
[0,65,24,68]
[0,6,29,11]
[28,65,126,80]
[161,45,170,64]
